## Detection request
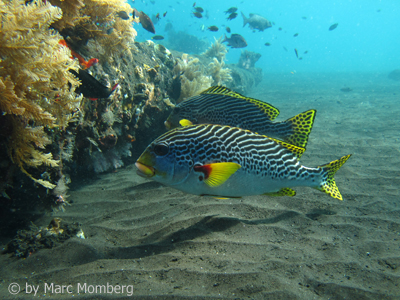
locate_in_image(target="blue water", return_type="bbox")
[129,0,400,73]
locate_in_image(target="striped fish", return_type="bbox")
[165,86,316,150]
[135,124,351,200]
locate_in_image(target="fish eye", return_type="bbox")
[153,144,169,156]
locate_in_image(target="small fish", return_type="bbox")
[241,12,272,31]
[226,26,231,33]
[164,22,173,31]
[132,8,140,19]
[225,7,238,14]
[264,42,271,46]
[152,35,164,40]
[59,40,98,69]
[117,11,130,20]
[168,72,184,101]
[304,50,308,54]
[139,11,156,34]
[155,13,160,20]
[194,6,204,13]
[329,23,338,31]
[163,11,167,17]
[222,33,247,48]
[84,58,99,69]
[164,86,316,149]
[294,48,298,58]
[70,69,118,100]
[278,27,282,31]
[293,33,299,37]
[208,26,219,32]
[340,87,352,92]
[193,2,196,7]
[227,12,238,20]
[302,16,307,20]
[151,14,159,25]
[283,46,288,51]
[136,124,351,200]
[193,11,203,18]
[106,27,114,34]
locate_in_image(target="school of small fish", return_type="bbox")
[128,2,344,60]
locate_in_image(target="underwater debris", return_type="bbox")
[4,219,81,258]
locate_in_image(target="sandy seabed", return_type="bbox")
[1,72,399,299]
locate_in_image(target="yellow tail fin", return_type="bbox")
[316,154,351,200]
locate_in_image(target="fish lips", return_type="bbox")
[135,161,155,178]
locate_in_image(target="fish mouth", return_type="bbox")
[135,161,155,178]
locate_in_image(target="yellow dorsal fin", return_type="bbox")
[194,162,241,187]
[264,188,296,197]
[200,86,280,121]
[283,109,316,149]
[179,119,193,126]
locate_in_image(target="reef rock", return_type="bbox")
[388,69,400,81]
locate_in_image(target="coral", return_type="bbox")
[0,0,83,188]
[48,0,85,31]
[91,142,132,173]
[173,54,212,102]
[388,69,400,81]
[166,30,208,54]
[208,58,233,86]
[238,50,261,69]
[58,0,138,63]
[202,36,228,62]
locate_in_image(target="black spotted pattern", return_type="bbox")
[151,124,324,181]
[171,87,316,149]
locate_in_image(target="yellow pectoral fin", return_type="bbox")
[179,119,193,127]
[196,162,241,187]
[264,188,296,197]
